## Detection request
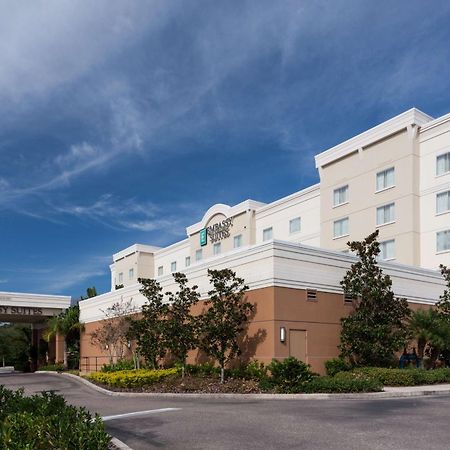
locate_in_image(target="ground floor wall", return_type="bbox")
[79,286,428,375]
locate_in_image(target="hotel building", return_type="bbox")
[79,108,450,374]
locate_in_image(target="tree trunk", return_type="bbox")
[182,364,185,379]
[63,340,68,368]
[220,366,225,384]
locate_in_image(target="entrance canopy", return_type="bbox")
[0,291,71,324]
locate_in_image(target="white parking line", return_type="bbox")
[102,407,181,422]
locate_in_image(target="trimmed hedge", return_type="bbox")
[0,386,109,450]
[348,367,450,386]
[324,358,352,377]
[101,359,136,372]
[87,368,179,388]
[38,363,65,372]
[301,376,382,393]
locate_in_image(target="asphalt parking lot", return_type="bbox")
[2,372,450,450]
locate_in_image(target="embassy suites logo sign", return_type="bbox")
[200,217,233,246]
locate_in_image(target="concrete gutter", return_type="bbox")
[36,371,450,400]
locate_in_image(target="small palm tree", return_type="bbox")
[43,304,83,367]
[409,308,450,366]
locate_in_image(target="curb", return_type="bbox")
[35,371,450,400]
[110,437,133,450]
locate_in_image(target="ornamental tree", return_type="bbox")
[90,298,136,364]
[164,273,200,377]
[199,269,253,383]
[339,230,410,366]
[128,278,168,369]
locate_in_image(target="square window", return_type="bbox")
[289,217,301,234]
[185,256,191,267]
[263,227,273,241]
[436,152,450,176]
[333,218,349,238]
[437,230,450,252]
[195,249,202,262]
[213,243,221,255]
[171,261,177,272]
[333,185,348,206]
[157,266,163,276]
[379,240,395,260]
[129,268,134,280]
[437,191,450,214]
[376,203,395,225]
[233,234,242,248]
[376,167,395,191]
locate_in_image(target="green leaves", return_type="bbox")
[339,230,410,366]
[0,386,110,449]
[199,269,253,382]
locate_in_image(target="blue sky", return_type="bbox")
[1,1,450,299]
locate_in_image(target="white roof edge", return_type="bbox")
[0,291,71,301]
[419,110,450,133]
[153,238,190,256]
[255,184,320,215]
[113,243,162,261]
[314,108,434,168]
[186,199,266,235]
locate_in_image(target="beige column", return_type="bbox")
[55,333,65,364]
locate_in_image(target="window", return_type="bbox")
[185,256,191,267]
[376,203,395,226]
[376,167,395,191]
[289,217,301,234]
[436,152,450,176]
[213,243,221,255]
[157,266,163,276]
[333,218,349,238]
[118,272,123,284]
[379,240,395,260]
[233,234,242,248]
[333,185,348,206]
[195,249,202,262]
[437,230,450,253]
[306,289,317,301]
[437,191,450,214]
[263,227,273,241]
[171,261,177,272]
[129,268,134,280]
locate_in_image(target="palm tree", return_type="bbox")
[43,304,83,367]
[409,308,450,366]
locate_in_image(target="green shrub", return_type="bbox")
[184,363,220,377]
[324,358,352,377]
[38,363,65,372]
[302,376,382,393]
[266,357,316,393]
[0,386,109,449]
[226,361,268,380]
[349,367,450,386]
[101,359,136,372]
[88,368,179,388]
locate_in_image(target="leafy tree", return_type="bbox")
[339,230,411,366]
[199,269,253,383]
[90,298,136,364]
[129,278,168,369]
[43,304,83,368]
[164,273,200,377]
[437,264,450,319]
[0,324,31,370]
[81,286,98,300]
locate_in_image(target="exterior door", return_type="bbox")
[289,329,307,363]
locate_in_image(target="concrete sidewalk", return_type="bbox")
[38,371,450,400]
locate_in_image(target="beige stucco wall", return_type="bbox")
[319,130,421,265]
[419,118,450,269]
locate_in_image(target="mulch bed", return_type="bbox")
[89,375,268,394]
